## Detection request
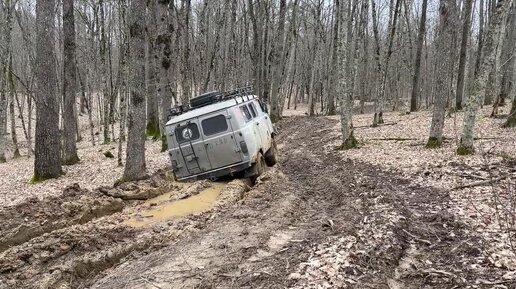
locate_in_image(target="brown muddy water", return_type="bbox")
[125,183,226,227]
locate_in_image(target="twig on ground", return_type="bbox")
[451,174,515,191]
[402,229,432,246]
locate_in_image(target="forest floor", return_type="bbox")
[1,106,516,288]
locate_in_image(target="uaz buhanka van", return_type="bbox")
[165,86,277,183]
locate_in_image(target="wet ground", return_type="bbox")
[0,116,512,288]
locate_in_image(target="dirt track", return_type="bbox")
[0,116,512,289]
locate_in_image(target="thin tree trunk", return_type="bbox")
[493,2,516,117]
[337,0,357,149]
[62,0,79,165]
[455,0,474,111]
[146,0,159,139]
[8,55,20,158]
[269,0,287,123]
[156,0,175,152]
[410,0,428,112]
[427,0,454,147]
[459,0,513,153]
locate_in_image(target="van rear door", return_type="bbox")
[174,119,212,175]
[199,110,242,169]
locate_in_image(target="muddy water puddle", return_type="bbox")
[126,183,226,227]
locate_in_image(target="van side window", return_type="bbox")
[248,103,257,118]
[240,105,252,122]
[175,123,200,143]
[201,114,228,136]
[253,101,262,113]
[258,99,268,113]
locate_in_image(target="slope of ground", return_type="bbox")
[1,107,514,288]
[88,112,514,288]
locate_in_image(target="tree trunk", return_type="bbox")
[156,0,175,152]
[123,0,147,181]
[8,55,20,158]
[427,0,454,147]
[180,0,191,103]
[336,0,357,149]
[458,0,513,154]
[34,0,62,180]
[62,0,79,165]
[494,2,516,117]
[410,0,428,112]
[455,0,473,111]
[146,0,159,139]
[269,0,287,123]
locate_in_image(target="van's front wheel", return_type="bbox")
[265,138,277,167]
[250,153,265,185]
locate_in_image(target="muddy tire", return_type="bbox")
[250,153,265,185]
[264,138,278,167]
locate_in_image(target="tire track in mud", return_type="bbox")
[89,116,509,289]
[0,170,249,289]
[86,116,366,289]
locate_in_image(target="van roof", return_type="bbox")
[166,94,258,126]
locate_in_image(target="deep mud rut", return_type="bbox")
[0,116,511,289]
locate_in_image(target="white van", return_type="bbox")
[165,87,277,183]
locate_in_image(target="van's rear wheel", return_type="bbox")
[264,138,278,167]
[250,153,265,185]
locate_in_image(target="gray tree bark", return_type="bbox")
[455,0,474,111]
[495,2,516,117]
[459,0,513,153]
[34,0,62,180]
[410,0,428,112]
[269,0,286,123]
[0,0,15,163]
[62,0,79,165]
[123,0,147,181]
[156,0,174,152]
[427,0,454,147]
[337,0,357,149]
[146,0,159,139]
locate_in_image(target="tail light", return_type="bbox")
[239,141,248,154]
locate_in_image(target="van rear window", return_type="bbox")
[175,123,200,143]
[202,115,228,136]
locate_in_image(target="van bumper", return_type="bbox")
[176,161,253,181]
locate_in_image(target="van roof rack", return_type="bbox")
[168,85,254,118]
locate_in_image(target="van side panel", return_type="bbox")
[198,110,242,169]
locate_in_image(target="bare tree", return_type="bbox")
[495,2,516,118]
[337,0,357,149]
[62,0,79,165]
[34,0,62,180]
[269,0,287,123]
[458,0,513,154]
[156,0,175,151]
[410,0,429,112]
[123,0,147,181]
[455,0,474,111]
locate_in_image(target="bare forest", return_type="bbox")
[1,0,516,287]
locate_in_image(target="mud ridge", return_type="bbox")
[0,179,249,289]
[0,170,177,254]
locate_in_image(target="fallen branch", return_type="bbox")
[354,122,398,129]
[423,268,455,278]
[402,229,432,246]
[451,174,515,190]
[368,137,418,141]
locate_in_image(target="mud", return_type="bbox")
[0,116,512,289]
